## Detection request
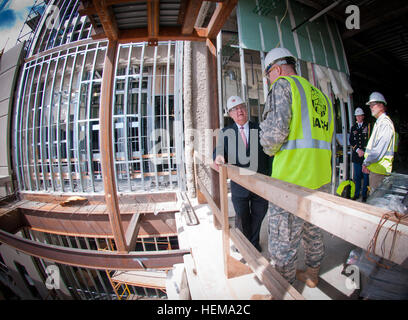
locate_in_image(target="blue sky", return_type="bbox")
[0,0,36,51]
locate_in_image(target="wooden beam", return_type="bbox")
[118,26,207,43]
[230,228,304,300]
[226,165,408,265]
[106,0,148,5]
[99,39,128,252]
[92,0,119,40]
[206,0,238,39]
[147,0,160,45]
[206,37,222,231]
[181,0,203,35]
[0,229,189,270]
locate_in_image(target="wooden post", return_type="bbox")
[219,165,230,277]
[206,38,222,230]
[219,165,252,279]
[99,39,128,253]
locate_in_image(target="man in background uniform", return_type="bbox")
[363,92,395,193]
[260,48,334,288]
[349,107,370,202]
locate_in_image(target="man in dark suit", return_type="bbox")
[213,95,271,252]
[349,107,370,202]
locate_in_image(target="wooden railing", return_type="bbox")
[194,153,304,299]
[194,152,408,299]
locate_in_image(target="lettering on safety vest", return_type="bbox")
[313,117,329,130]
[311,87,329,131]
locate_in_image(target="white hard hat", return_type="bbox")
[366,92,387,105]
[264,47,296,73]
[354,107,364,116]
[226,95,244,112]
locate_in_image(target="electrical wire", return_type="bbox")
[275,0,289,48]
[366,210,408,269]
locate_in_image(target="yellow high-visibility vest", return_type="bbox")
[364,115,395,175]
[271,76,334,189]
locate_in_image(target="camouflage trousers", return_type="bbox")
[267,205,325,284]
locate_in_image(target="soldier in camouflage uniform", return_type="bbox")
[259,48,333,287]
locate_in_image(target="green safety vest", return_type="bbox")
[364,115,395,175]
[336,180,355,199]
[394,131,399,152]
[271,76,334,189]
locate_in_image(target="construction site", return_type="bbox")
[0,0,407,302]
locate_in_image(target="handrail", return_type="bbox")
[194,151,408,298]
[194,152,304,299]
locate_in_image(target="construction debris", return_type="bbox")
[60,196,89,207]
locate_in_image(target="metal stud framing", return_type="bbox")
[24,229,171,299]
[111,41,183,193]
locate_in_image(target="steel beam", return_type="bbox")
[0,229,189,270]
[99,39,128,252]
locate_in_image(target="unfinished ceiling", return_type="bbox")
[79,0,238,45]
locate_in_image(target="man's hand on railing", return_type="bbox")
[213,155,225,170]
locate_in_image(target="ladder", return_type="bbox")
[98,238,132,300]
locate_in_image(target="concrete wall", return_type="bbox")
[0,42,25,197]
[184,41,218,198]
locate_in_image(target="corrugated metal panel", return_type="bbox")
[159,0,181,26]
[113,2,147,29]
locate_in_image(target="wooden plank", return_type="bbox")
[181,0,203,35]
[226,165,408,265]
[206,0,238,39]
[92,0,119,40]
[118,26,207,43]
[90,203,107,214]
[230,228,304,300]
[219,166,231,277]
[119,204,135,214]
[111,270,167,289]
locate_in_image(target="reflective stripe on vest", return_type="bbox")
[364,115,395,175]
[280,76,332,152]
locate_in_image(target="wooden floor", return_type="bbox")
[111,270,167,289]
[9,199,179,215]
[0,197,180,239]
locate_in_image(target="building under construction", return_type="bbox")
[0,0,407,300]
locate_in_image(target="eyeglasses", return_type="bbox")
[229,104,247,113]
[264,65,275,78]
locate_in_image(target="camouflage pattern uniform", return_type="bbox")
[260,78,325,284]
